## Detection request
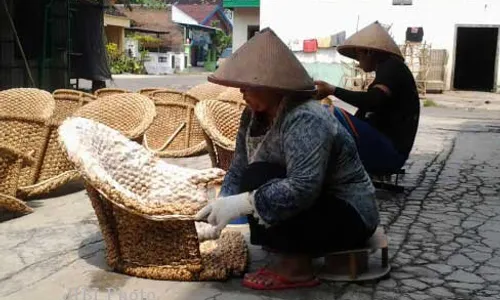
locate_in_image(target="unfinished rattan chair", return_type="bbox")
[0,144,35,215]
[194,100,245,171]
[73,93,156,141]
[150,89,199,106]
[0,88,55,191]
[186,82,226,101]
[18,89,97,197]
[94,88,130,98]
[58,117,248,281]
[216,87,247,110]
[143,97,206,158]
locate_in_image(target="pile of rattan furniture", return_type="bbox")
[0,82,249,281]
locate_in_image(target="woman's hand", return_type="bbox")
[195,192,254,231]
[314,80,336,100]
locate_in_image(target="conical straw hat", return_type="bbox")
[208,28,316,95]
[337,21,403,60]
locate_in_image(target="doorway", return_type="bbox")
[453,26,498,91]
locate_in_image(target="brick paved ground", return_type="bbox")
[1,77,499,299]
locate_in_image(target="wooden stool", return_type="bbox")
[317,227,390,282]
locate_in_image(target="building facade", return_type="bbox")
[223,0,259,51]
[260,0,500,92]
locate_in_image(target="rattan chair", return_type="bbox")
[0,144,35,215]
[73,93,156,141]
[143,96,206,158]
[94,88,130,98]
[18,89,97,197]
[58,117,248,281]
[194,100,245,171]
[0,88,55,191]
[150,89,199,106]
[186,82,226,101]
[215,87,246,110]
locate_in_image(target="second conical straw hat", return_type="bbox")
[208,28,316,95]
[337,21,403,60]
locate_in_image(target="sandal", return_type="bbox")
[242,268,321,290]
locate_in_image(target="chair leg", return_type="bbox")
[349,253,357,280]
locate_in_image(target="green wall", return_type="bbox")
[302,62,346,88]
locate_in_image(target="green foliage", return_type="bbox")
[127,33,163,49]
[106,43,148,74]
[117,0,166,9]
[211,21,232,57]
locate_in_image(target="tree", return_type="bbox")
[211,21,232,57]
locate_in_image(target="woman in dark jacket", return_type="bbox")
[195,28,379,290]
[316,21,420,175]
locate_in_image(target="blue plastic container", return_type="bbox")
[229,216,248,225]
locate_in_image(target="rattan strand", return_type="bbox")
[143,98,206,157]
[73,93,156,139]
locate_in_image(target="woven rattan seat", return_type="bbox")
[73,93,156,141]
[186,82,226,101]
[0,144,35,215]
[0,88,55,190]
[58,117,248,281]
[194,100,245,170]
[94,88,130,98]
[18,89,97,197]
[143,97,206,158]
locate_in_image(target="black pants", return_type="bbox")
[240,162,375,257]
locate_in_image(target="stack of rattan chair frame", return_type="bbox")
[0,88,55,214]
[18,89,97,197]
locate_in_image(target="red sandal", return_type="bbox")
[242,268,321,290]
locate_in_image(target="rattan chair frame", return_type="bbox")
[18,89,97,197]
[143,98,206,158]
[94,88,130,98]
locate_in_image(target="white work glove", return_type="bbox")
[195,192,254,232]
[195,222,222,242]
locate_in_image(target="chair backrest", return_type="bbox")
[138,88,162,96]
[186,82,226,101]
[30,89,96,186]
[215,88,246,110]
[143,98,206,157]
[73,93,156,140]
[194,100,245,170]
[150,89,199,106]
[0,88,55,186]
[94,88,130,98]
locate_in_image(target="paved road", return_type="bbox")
[1,76,500,299]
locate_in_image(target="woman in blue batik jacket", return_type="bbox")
[195,28,380,290]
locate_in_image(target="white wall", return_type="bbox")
[232,8,260,50]
[172,5,199,25]
[260,0,500,91]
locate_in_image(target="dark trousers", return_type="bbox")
[240,162,375,257]
[328,105,407,175]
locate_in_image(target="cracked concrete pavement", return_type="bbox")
[1,77,500,299]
